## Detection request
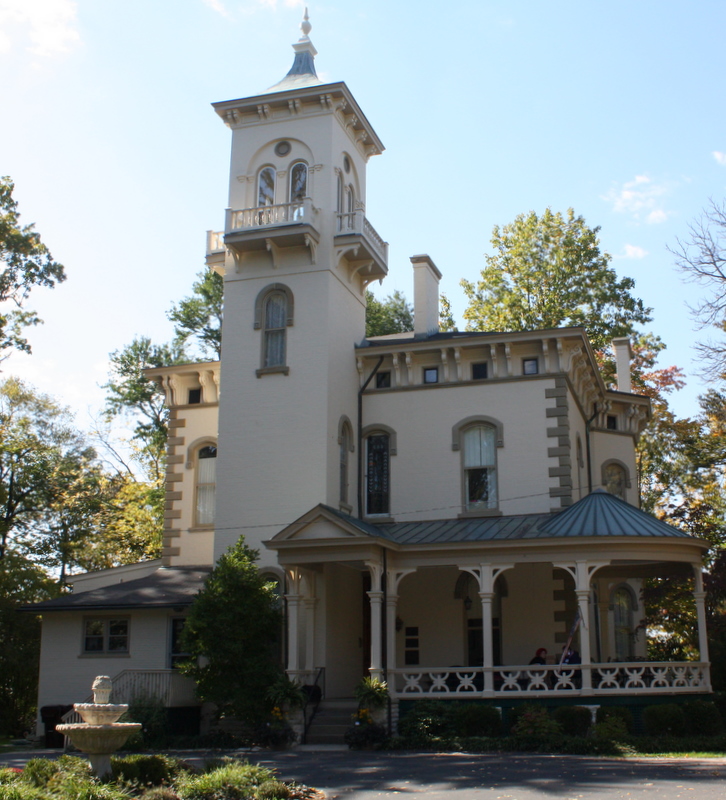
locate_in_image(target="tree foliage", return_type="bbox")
[0,177,66,357]
[461,208,652,350]
[365,290,414,337]
[180,538,283,723]
[671,198,726,377]
[168,270,224,360]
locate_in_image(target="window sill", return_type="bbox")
[256,365,290,378]
[364,515,395,524]
[457,508,503,519]
[78,653,131,659]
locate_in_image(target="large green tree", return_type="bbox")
[461,208,652,350]
[0,177,66,357]
[180,538,283,724]
[365,289,414,337]
[168,270,224,361]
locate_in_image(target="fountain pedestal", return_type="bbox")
[56,676,142,778]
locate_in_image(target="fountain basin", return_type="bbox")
[56,723,142,755]
[73,703,128,725]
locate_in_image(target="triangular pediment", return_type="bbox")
[270,504,383,543]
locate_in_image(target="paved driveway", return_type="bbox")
[3,748,726,799]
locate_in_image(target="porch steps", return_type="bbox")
[304,698,357,745]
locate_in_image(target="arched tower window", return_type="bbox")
[366,433,389,515]
[258,166,276,207]
[195,445,217,526]
[289,162,307,203]
[602,460,630,500]
[254,284,294,376]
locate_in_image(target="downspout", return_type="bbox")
[585,403,599,494]
[357,356,384,518]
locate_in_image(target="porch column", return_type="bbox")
[303,597,317,674]
[368,590,384,680]
[693,566,710,664]
[479,592,495,693]
[286,593,302,673]
[575,589,592,693]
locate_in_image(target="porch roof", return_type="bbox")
[23,567,212,612]
[321,490,696,545]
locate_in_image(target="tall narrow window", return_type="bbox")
[613,587,635,661]
[340,424,351,506]
[258,167,275,207]
[196,445,217,526]
[366,434,390,515]
[336,173,344,231]
[289,162,307,203]
[463,425,497,511]
[264,291,287,368]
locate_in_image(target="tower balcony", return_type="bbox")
[334,210,388,283]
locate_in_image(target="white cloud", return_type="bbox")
[602,174,672,224]
[202,0,230,16]
[0,0,80,58]
[620,244,648,259]
[714,151,726,166]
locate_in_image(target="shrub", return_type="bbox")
[451,704,501,737]
[682,700,722,737]
[397,700,455,741]
[19,759,59,788]
[592,716,629,741]
[642,704,686,737]
[344,720,387,750]
[353,677,389,710]
[595,705,634,734]
[0,771,22,786]
[125,692,169,748]
[254,780,292,800]
[176,762,275,800]
[111,755,188,787]
[510,705,561,739]
[0,786,46,800]
[553,706,592,737]
[140,790,181,800]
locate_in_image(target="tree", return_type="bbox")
[180,538,283,724]
[365,290,414,337]
[670,198,726,377]
[0,177,66,357]
[168,270,224,360]
[460,208,652,350]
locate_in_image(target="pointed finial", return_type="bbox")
[300,8,312,40]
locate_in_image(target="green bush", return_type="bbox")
[509,705,561,739]
[451,704,501,737]
[553,706,592,737]
[0,771,22,786]
[140,789,181,800]
[0,786,46,800]
[642,704,686,737]
[124,692,169,748]
[682,700,722,737]
[344,722,388,750]
[111,754,188,787]
[254,780,291,800]
[592,716,629,741]
[176,762,275,800]
[398,700,455,741]
[19,759,59,788]
[595,705,634,734]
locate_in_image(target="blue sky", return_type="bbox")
[1,0,725,427]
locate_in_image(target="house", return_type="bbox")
[31,13,711,741]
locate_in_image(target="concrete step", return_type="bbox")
[304,699,358,745]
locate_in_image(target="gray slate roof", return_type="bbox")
[323,490,693,545]
[25,567,211,613]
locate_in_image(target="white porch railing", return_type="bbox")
[391,661,710,698]
[336,210,388,263]
[226,198,315,232]
[206,230,225,253]
[60,669,176,726]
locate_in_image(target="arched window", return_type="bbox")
[366,433,390,516]
[462,425,498,511]
[263,291,287,368]
[602,460,629,499]
[289,162,307,203]
[258,167,275,207]
[613,586,636,661]
[195,445,217,526]
[336,172,344,231]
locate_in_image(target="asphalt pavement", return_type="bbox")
[2,748,726,799]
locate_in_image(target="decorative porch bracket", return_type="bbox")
[552,560,609,694]
[458,563,514,694]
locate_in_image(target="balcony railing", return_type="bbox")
[336,210,388,265]
[226,198,315,233]
[390,661,710,698]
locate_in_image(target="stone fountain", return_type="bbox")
[56,676,142,778]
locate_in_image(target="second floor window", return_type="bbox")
[264,291,287,368]
[366,434,390,515]
[463,424,497,511]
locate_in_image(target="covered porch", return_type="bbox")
[267,492,711,705]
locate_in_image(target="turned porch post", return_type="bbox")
[366,561,384,680]
[693,566,710,666]
[479,591,495,693]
